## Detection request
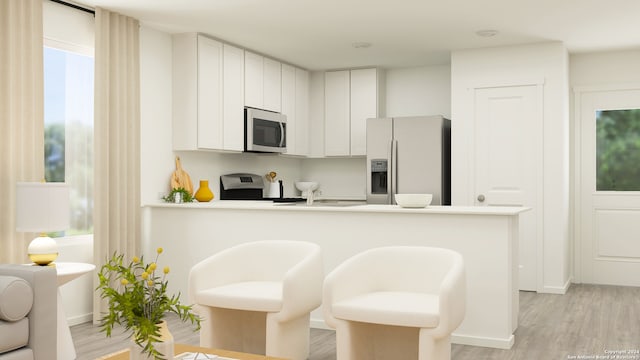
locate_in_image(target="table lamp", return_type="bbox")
[16,182,70,265]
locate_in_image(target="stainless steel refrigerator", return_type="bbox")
[366,115,451,205]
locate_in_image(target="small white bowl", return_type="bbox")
[295,181,319,193]
[395,193,433,208]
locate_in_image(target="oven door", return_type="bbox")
[245,108,287,152]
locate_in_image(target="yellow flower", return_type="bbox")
[157,247,163,254]
[141,272,149,280]
[148,263,157,271]
[163,266,170,275]
[132,256,140,263]
[121,279,129,285]
[148,280,154,286]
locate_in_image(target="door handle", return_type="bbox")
[477,194,485,202]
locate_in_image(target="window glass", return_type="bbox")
[44,46,94,234]
[596,109,640,191]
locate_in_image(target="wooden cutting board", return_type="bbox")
[170,156,193,194]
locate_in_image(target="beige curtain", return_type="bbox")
[93,7,141,323]
[0,0,45,264]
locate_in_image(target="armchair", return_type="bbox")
[188,240,323,360]
[323,246,465,360]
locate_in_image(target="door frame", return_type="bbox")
[469,79,545,292]
[573,82,640,283]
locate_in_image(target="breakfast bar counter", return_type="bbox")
[143,201,528,349]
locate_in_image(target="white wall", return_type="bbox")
[140,26,176,204]
[385,64,451,119]
[570,50,640,85]
[301,158,366,199]
[451,42,571,293]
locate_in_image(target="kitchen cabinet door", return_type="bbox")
[295,68,310,156]
[263,57,281,112]
[324,70,350,156]
[350,68,379,156]
[223,44,244,152]
[244,51,264,109]
[281,64,296,154]
[196,35,224,150]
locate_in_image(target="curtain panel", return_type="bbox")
[0,0,45,263]
[93,7,141,322]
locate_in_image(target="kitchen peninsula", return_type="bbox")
[142,202,528,349]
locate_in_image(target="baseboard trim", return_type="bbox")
[68,313,93,326]
[311,318,515,349]
[310,319,332,330]
[543,278,572,294]
[451,333,514,349]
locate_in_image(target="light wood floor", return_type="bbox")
[72,284,640,360]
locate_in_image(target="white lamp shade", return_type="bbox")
[16,182,70,233]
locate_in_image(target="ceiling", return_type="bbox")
[75,0,640,71]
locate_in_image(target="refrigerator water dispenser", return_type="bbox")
[370,159,388,194]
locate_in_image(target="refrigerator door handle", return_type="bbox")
[391,139,398,204]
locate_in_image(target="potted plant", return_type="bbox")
[162,187,194,203]
[97,248,200,360]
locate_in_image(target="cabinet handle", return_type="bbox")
[477,194,485,202]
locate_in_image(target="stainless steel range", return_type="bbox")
[219,173,264,200]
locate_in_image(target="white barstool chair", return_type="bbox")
[188,240,323,360]
[323,246,465,360]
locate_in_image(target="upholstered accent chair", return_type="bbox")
[0,264,57,360]
[188,240,323,360]
[323,246,466,360]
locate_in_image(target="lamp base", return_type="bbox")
[28,236,59,266]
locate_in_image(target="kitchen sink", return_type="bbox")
[276,200,366,207]
[308,200,365,207]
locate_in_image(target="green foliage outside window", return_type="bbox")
[45,123,65,182]
[44,121,94,235]
[596,109,640,191]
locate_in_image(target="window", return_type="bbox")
[43,0,95,235]
[596,109,640,191]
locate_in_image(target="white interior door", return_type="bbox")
[474,85,541,291]
[578,88,640,286]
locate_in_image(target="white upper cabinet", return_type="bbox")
[350,68,380,156]
[263,57,282,112]
[222,43,245,152]
[244,51,264,110]
[324,70,351,156]
[324,68,382,156]
[295,68,310,156]
[172,33,243,152]
[281,64,310,156]
[281,64,296,154]
[244,51,281,112]
[197,36,224,150]
[172,33,223,151]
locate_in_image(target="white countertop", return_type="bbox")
[145,200,529,216]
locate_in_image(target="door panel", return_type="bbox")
[579,89,640,286]
[474,85,540,291]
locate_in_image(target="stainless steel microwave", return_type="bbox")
[245,107,287,153]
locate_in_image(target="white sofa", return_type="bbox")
[0,264,57,360]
